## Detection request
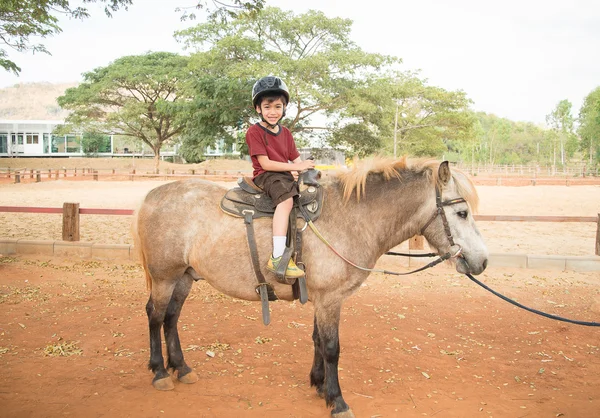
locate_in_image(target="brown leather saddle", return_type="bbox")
[219,170,323,325]
[220,173,323,221]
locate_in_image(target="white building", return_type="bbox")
[0,120,113,157]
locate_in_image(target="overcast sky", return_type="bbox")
[1,0,599,125]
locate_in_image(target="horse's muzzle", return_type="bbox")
[456,253,488,275]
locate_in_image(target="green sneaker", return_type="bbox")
[267,255,305,278]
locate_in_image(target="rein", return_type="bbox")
[298,186,465,276]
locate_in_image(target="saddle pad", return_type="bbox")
[220,186,323,221]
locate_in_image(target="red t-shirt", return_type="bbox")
[246,123,301,178]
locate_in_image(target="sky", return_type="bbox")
[1,0,599,125]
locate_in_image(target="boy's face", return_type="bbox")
[256,97,285,126]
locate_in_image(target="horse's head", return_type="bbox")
[420,161,488,275]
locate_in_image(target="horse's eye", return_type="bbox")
[457,211,468,219]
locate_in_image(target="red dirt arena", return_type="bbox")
[1,254,599,418]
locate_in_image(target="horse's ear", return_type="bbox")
[438,161,451,186]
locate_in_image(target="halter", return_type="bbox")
[298,184,466,276]
[420,186,466,250]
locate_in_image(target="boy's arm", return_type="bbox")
[257,155,315,172]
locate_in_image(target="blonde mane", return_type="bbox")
[335,156,479,212]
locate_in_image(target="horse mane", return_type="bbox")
[335,156,479,212]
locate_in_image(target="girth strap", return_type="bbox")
[293,221,309,304]
[243,210,277,326]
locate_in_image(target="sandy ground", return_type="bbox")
[1,180,599,255]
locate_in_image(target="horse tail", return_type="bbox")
[131,207,153,291]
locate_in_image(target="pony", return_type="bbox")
[132,157,488,417]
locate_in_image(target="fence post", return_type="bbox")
[596,213,600,256]
[93,170,98,181]
[62,202,80,241]
[14,171,20,184]
[36,170,41,182]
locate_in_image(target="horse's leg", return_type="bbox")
[310,315,326,398]
[314,301,354,417]
[146,281,176,390]
[164,273,198,384]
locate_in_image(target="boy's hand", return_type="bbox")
[299,159,316,171]
[291,170,299,181]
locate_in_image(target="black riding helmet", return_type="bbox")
[252,76,290,108]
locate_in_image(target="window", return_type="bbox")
[43,133,50,153]
[66,135,80,153]
[0,133,7,153]
[51,134,65,153]
[26,134,39,145]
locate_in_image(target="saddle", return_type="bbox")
[220,170,323,325]
[220,174,323,221]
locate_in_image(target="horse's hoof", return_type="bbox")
[332,408,355,418]
[152,376,175,391]
[178,370,198,384]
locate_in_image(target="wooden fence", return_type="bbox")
[2,167,600,186]
[0,167,247,183]
[1,205,599,256]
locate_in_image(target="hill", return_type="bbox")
[0,82,77,120]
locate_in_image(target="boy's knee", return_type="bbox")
[277,197,293,210]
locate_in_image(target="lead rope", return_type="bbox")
[465,273,600,327]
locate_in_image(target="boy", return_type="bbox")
[245,76,315,278]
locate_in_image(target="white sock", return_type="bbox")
[272,236,287,258]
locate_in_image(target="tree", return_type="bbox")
[0,0,263,75]
[175,7,400,158]
[388,78,474,158]
[546,99,575,166]
[578,87,600,167]
[57,52,193,171]
[0,0,132,75]
[81,131,111,156]
[329,75,474,158]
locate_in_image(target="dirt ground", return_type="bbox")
[0,255,599,418]
[1,158,599,417]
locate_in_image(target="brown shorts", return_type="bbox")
[253,171,299,207]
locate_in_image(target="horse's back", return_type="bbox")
[135,179,230,271]
[142,178,225,207]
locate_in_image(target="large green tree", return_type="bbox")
[330,75,474,158]
[0,0,263,75]
[57,52,192,171]
[578,87,600,167]
[175,7,401,159]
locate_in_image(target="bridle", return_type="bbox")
[419,186,466,253]
[299,184,466,276]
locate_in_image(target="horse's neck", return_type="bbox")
[321,175,433,260]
